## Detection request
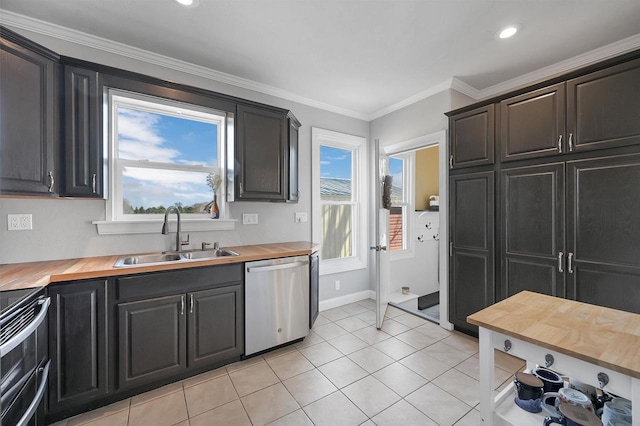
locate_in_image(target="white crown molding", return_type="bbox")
[449,77,481,100]
[368,78,456,121]
[477,32,640,100]
[0,9,371,121]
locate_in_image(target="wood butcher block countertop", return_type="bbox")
[467,291,640,379]
[0,241,319,292]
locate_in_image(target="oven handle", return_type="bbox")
[16,360,50,426]
[0,297,50,357]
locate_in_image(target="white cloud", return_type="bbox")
[123,167,209,187]
[320,160,331,165]
[118,109,180,162]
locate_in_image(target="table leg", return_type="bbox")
[479,327,495,425]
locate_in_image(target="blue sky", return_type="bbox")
[118,108,219,211]
[320,145,352,179]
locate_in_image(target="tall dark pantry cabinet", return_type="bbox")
[447,52,640,335]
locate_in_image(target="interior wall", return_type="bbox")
[415,146,439,211]
[0,26,371,304]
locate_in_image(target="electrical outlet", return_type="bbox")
[335,280,341,291]
[8,214,32,231]
[242,213,258,225]
[294,212,308,223]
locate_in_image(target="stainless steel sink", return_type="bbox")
[114,249,239,267]
[180,249,240,260]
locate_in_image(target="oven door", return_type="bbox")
[1,294,50,426]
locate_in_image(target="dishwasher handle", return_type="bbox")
[246,260,309,273]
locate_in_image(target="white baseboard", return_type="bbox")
[319,290,375,311]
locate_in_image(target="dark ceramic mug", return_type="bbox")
[532,366,564,393]
[513,372,544,413]
[544,403,602,426]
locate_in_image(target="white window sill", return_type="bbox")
[93,219,236,235]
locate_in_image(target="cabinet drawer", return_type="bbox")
[115,263,243,300]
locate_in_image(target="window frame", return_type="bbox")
[312,127,368,275]
[388,152,415,260]
[94,88,235,234]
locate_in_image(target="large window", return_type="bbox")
[312,128,368,274]
[107,90,226,222]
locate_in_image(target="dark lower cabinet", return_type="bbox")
[117,295,187,391]
[187,285,243,369]
[48,280,108,416]
[566,153,640,313]
[0,27,59,195]
[500,163,566,298]
[449,171,495,334]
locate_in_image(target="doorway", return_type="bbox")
[381,130,452,329]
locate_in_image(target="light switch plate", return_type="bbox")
[242,213,258,225]
[295,212,308,223]
[8,214,33,231]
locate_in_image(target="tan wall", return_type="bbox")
[415,146,439,211]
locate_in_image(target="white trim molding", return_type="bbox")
[319,290,375,312]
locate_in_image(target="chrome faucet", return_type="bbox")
[162,206,188,252]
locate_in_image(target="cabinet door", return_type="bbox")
[117,295,187,390]
[236,104,288,201]
[566,153,640,314]
[49,280,108,414]
[0,30,58,195]
[63,65,102,197]
[288,115,300,202]
[501,164,565,299]
[187,285,243,369]
[449,171,495,334]
[500,83,566,162]
[449,105,495,169]
[567,58,640,153]
[309,254,319,328]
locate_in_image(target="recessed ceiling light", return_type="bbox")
[498,26,518,39]
[175,0,199,7]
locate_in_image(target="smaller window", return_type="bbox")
[388,153,414,257]
[108,90,226,222]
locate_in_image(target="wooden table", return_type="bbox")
[468,291,639,426]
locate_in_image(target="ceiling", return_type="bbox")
[2,0,640,120]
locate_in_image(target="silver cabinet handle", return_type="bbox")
[568,252,574,274]
[568,133,574,152]
[16,360,50,426]
[0,297,50,356]
[92,173,97,193]
[180,295,185,315]
[190,294,194,314]
[557,135,563,153]
[239,182,244,195]
[449,155,454,169]
[558,252,564,273]
[47,171,55,192]
[450,242,453,256]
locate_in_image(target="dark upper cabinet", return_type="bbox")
[48,280,108,416]
[63,65,102,197]
[449,105,495,169]
[500,83,566,162]
[500,164,566,299]
[117,294,187,390]
[236,103,288,201]
[288,113,301,202]
[187,285,243,369]
[449,171,495,334]
[234,103,300,201]
[566,153,640,314]
[567,58,640,153]
[0,27,60,195]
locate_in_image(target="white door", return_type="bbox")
[373,139,391,329]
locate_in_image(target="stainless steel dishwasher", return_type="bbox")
[245,256,310,356]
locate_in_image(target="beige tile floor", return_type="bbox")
[50,299,524,426]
